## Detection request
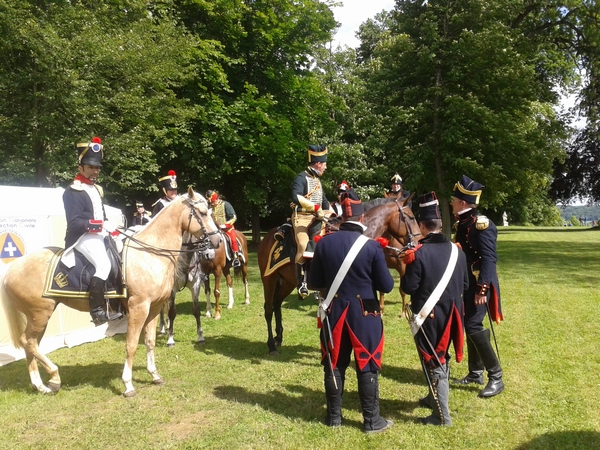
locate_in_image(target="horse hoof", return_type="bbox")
[205,312,212,319]
[215,314,221,321]
[244,300,250,305]
[48,382,61,393]
[152,377,165,386]
[123,390,136,398]
[196,339,206,345]
[227,305,233,310]
[167,343,175,348]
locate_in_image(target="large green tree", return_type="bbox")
[355,0,576,231]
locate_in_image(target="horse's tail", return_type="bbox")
[234,264,243,278]
[0,263,27,349]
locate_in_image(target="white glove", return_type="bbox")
[103,221,117,233]
[220,224,227,229]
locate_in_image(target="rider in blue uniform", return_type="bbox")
[308,206,394,433]
[62,137,121,325]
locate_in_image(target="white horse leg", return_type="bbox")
[122,360,135,397]
[204,285,212,318]
[145,317,164,386]
[244,279,250,305]
[227,286,234,310]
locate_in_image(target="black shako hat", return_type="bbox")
[453,174,483,205]
[159,170,178,194]
[308,144,327,163]
[418,191,441,221]
[77,137,103,167]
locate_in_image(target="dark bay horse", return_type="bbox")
[160,229,250,346]
[0,188,220,397]
[257,195,420,355]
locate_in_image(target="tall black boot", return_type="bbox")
[296,263,308,298]
[357,371,393,434]
[454,334,484,385]
[89,277,109,326]
[324,369,343,427]
[470,328,504,398]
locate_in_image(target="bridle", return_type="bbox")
[387,198,422,257]
[120,195,220,255]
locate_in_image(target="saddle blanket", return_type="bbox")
[43,247,126,299]
[264,232,294,277]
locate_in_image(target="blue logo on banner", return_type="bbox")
[1,233,24,260]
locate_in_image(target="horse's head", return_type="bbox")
[184,187,221,249]
[396,194,421,248]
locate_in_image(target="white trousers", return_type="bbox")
[75,234,111,280]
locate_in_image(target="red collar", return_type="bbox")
[74,174,93,185]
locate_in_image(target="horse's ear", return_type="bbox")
[188,186,195,199]
[404,192,414,206]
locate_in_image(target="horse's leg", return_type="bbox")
[273,278,295,349]
[225,269,234,310]
[166,291,176,348]
[122,300,151,397]
[191,278,205,344]
[21,318,61,394]
[379,292,385,315]
[204,278,213,318]
[144,315,165,386]
[243,265,250,306]
[262,276,279,355]
[158,304,166,336]
[213,269,222,320]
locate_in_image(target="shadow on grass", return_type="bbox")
[514,430,600,449]
[0,358,128,395]
[213,382,419,427]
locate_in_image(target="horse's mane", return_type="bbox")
[363,196,398,211]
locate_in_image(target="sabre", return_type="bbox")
[486,303,501,364]
[319,311,338,390]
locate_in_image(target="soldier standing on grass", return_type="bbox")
[451,175,505,398]
[401,191,469,426]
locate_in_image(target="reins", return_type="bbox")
[117,196,219,256]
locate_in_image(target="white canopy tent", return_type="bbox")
[0,185,127,366]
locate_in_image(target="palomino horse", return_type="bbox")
[0,188,220,397]
[257,195,420,355]
[160,229,250,347]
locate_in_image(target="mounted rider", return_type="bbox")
[62,136,122,326]
[152,170,178,216]
[132,200,151,226]
[332,180,364,222]
[291,144,333,298]
[207,189,242,268]
[385,173,403,198]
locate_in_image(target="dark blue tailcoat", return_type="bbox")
[454,209,503,332]
[308,223,394,373]
[63,184,106,248]
[401,233,468,366]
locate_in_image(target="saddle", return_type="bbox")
[43,237,126,302]
[221,232,245,265]
[264,219,323,277]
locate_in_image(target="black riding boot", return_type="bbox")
[296,263,308,298]
[357,371,393,434]
[470,329,504,398]
[324,369,343,427]
[454,334,484,385]
[89,277,109,326]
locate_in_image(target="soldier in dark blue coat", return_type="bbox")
[308,207,394,433]
[401,191,468,426]
[62,137,121,325]
[451,175,505,398]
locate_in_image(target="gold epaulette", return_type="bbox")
[476,215,489,230]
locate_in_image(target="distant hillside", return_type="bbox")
[558,205,600,224]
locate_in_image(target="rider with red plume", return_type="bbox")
[152,170,178,215]
[206,189,242,267]
[62,137,122,326]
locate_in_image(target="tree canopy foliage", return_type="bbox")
[1,0,599,238]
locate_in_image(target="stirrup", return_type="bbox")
[298,283,309,299]
[232,258,241,267]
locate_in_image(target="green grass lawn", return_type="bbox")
[0,227,599,449]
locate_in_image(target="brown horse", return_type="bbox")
[0,188,221,397]
[257,195,420,355]
[160,229,250,347]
